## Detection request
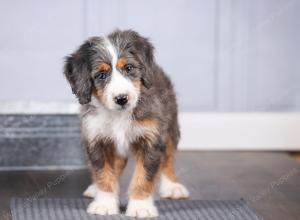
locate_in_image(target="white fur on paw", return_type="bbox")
[87,200,119,215]
[83,184,97,198]
[87,189,119,215]
[126,197,158,218]
[160,175,189,199]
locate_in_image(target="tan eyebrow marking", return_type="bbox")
[98,63,110,72]
[116,58,127,69]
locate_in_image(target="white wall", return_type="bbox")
[0,0,299,112]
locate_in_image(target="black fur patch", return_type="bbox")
[143,139,166,181]
[85,138,114,171]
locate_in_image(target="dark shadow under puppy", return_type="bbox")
[63,29,189,218]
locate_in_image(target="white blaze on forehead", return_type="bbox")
[104,37,118,67]
[103,38,139,110]
[82,39,142,157]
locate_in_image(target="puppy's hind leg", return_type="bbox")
[159,137,189,199]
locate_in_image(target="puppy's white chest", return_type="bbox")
[83,107,142,157]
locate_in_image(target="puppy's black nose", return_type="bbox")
[114,94,128,106]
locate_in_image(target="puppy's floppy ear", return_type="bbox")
[124,30,154,89]
[63,41,94,105]
[134,34,154,68]
[141,76,152,89]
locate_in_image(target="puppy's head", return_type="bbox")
[64,30,154,111]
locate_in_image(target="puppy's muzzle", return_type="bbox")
[114,94,129,106]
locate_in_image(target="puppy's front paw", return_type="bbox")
[87,199,119,215]
[87,189,119,215]
[160,176,189,199]
[83,184,97,198]
[126,197,158,218]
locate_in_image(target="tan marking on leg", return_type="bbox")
[161,137,177,181]
[134,119,159,145]
[86,147,126,199]
[129,153,157,199]
[94,162,118,192]
[159,136,189,199]
[94,148,118,192]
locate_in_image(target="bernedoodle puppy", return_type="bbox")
[63,29,189,218]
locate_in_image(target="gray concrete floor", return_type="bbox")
[0,152,300,220]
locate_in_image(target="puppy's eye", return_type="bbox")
[95,72,107,80]
[124,64,134,73]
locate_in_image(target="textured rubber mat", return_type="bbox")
[10,198,262,220]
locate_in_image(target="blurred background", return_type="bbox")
[0,0,300,156]
[1,0,300,154]
[0,0,299,111]
[0,0,300,166]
